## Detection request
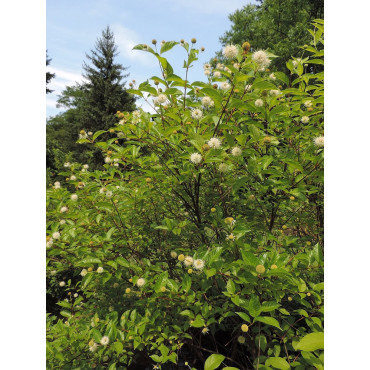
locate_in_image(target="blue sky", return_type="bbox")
[46,0,255,117]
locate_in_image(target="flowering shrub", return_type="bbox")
[46,20,324,370]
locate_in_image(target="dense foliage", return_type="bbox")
[218,0,324,72]
[46,20,324,370]
[46,27,136,179]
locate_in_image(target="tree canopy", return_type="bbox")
[218,0,324,71]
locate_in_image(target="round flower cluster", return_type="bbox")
[97,267,104,274]
[201,96,214,107]
[269,89,280,97]
[156,94,167,104]
[223,44,238,59]
[304,100,312,108]
[105,157,112,163]
[252,50,271,71]
[80,269,87,277]
[314,136,324,147]
[70,175,76,181]
[60,206,68,213]
[170,251,177,259]
[137,278,146,287]
[100,336,109,346]
[106,191,113,198]
[269,73,276,80]
[52,231,60,239]
[207,137,222,149]
[203,63,211,76]
[191,109,203,120]
[213,71,221,78]
[301,116,310,124]
[218,163,229,173]
[231,147,242,157]
[71,194,78,201]
[54,181,60,189]
[255,99,264,107]
[184,256,194,267]
[193,259,205,270]
[190,153,202,164]
[220,82,231,91]
[64,162,70,168]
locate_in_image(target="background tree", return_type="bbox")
[217,0,324,71]
[46,26,136,177]
[46,51,55,94]
[80,25,136,131]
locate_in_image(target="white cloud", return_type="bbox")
[111,24,153,66]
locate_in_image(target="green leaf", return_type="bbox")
[254,316,282,330]
[265,357,290,369]
[248,295,261,317]
[160,41,178,54]
[92,130,106,141]
[252,80,276,90]
[78,257,102,265]
[223,368,240,370]
[236,312,250,322]
[113,342,123,354]
[226,279,236,294]
[204,354,225,370]
[296,332,324,352]
[261,301,280,312]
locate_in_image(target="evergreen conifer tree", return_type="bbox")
[81,26,136,131]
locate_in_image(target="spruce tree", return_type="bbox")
[81,26,136,131]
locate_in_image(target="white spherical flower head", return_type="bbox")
[213,71,221,78]
[190,153,202,164]
[80,269,88,277]
[59,281,65,287]
[191,109,203,120]
[204,69,211,76]
[170,251,177,258]
[223,44,238,59]
[132,110,141,118]
[218,163,229,173]
[157,94,167,104]
[64,162,70,168]
[233,63,240,69]
[216,63,224,69]
[60,206,68,213]
[193,259,205,270]
[269,89,280,97]
[117,132,124,138]
[137,278,146,287]
[97,267,104,274]
[184,256,194,267]
[201,96,214,107]
[83,164,89,169]
[314,136,324,147]
[52,231,61,239]
[50,270,57,276]
[207,137,222,149]
[60,219,66,225]
[255,99,264,107]
[54,181,61,189]
[70,175,76,181]
[99,188,106,194]
[231,147,242,157]
[304,100,312,108]
[106,191,113,198]
[89,343,99,352]
[220,82,231,91]
[269,73,276,80]
[71,194,78,201]
[204,63,211,69]
[46,239,53,248]
[245,84,252,92]
[292,60,298,68]
[252,50,271,68]
[105,157,112,164]
[301,116,310,124]
[100,336,109,346]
